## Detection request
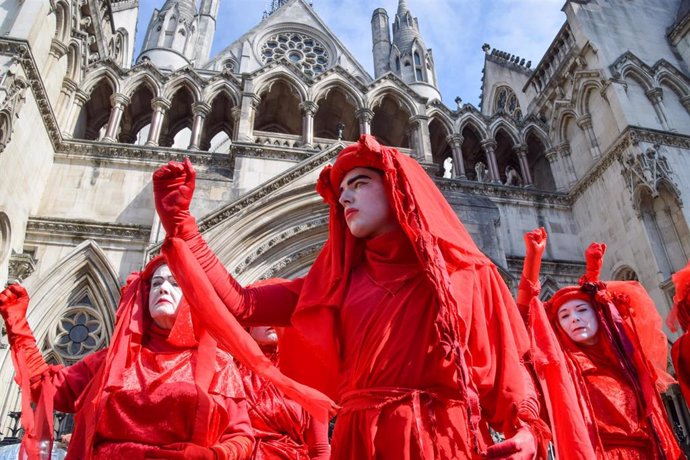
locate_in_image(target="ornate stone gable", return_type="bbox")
[0,62,28,153]
[619,144,682,215]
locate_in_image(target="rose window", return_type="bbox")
[52,308,105,360]
[260,33,330,77]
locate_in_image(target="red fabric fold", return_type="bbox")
[162,237,336,423]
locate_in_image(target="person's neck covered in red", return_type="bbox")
[362,228,420,286]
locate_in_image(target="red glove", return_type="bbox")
[146,443,215,460]
[517,228,548,312]
[486,426,537,460]
[152,157,199,239]
[0,284,48,378]
[582,242,606,283]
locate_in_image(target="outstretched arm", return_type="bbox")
[517,228,548,317]
[153,159,300,325]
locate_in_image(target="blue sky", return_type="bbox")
[134,0,566,106]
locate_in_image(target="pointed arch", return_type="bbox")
[65,40,82,82]
[122,72,163,100]
[367,85,418,118]
[489,119,521,145]
[80,67,120,97]
[203,80,241,107]
[162,75,202,103]
[53,0,70,44]
[457,112,488,140]
[521,123,550,147]
[574,79,603,116]
[556,109,578,144]
[0,241,121,419]
[655,69,690,100]
[253,70,309,103]
[311,77,365,110]
[621,64,654,92]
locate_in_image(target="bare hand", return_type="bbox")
[486,427,536,460]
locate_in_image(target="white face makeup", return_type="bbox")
[557,298,600,345]
[250,326,279,346]
[338,167,397,239]
[148,264,182,330]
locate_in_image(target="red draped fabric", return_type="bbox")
[161,135,548,459]
[545,283,683,460]
[7,256,254,460]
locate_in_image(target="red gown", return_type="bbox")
[673,334,690,413]
[157,134,547,459]
[44,324,251,459]
[239,350,329,459]
[182,227,542,459]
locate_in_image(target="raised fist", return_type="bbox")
[153,157,197,237]
[583,241,606,282]
[0,284,29,323]
[524,227,547,259]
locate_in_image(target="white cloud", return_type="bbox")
[134,0,565,106]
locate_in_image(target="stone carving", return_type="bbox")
[475,161,488,183]
[619,145,681,214]
[0,63,28,153]
[443,157,453,178]
[504,165,523,187]
[7,250,37,284]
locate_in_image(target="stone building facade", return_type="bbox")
[1,0,690,441]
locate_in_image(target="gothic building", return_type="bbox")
[1,0,690,441]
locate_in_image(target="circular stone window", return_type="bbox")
[260,32,330,77]
[53,307,106,360]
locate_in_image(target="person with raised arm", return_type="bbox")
[155,135,549,459]
[0,257,254,460]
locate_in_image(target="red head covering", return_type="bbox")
[544,243,679,458]
[278,134,536,450]
[66,255,225,459]
[668,262,690,332]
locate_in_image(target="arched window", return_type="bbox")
[494,86,521,117]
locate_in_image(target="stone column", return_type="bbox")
[189,102,211,150]
[481,139,501,183]
[299,100,318,147]
[145,97,171,146]
[230,106,242,141]
[102,93,130,142]
[446,134,466,178]
[408,115,432,162]
[356,108,374,136]
[56,78,77,127]
[236,93,261,142]
[514,145,532,186]
[545,147,566,191]
[645,87,671,131]
[576,114,601,158]
[557,142,578,186]
[64,89,89,139]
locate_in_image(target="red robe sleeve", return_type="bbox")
[29,348,107,413]
[672,333,690,408]
[451,266,543,437]
[185,231,302,325]
[212,398,254,460]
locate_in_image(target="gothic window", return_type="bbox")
[49,295,107,364]
[414,52,421,66]
[494,86,521,117]
[223,59,236,72]
[260,32,330,77]
[395,57,400,71]
[413,51,423,81]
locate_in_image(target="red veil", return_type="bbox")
[278,134,546,453]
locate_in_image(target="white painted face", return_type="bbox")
[557,298,600,345]
[148,264,182,330]
[338,167,397,239]
[250,326,279,346]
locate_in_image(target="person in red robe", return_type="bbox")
[669,262,690,410]
[154,134,549,459]
[0,257,254,460]
[519,230,683,459]
[241,326,329,459]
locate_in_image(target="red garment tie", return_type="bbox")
[339,387,464,458]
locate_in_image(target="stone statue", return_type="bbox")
[505,165,522,186]
[475,161,488,183]
[443,157,453,179]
